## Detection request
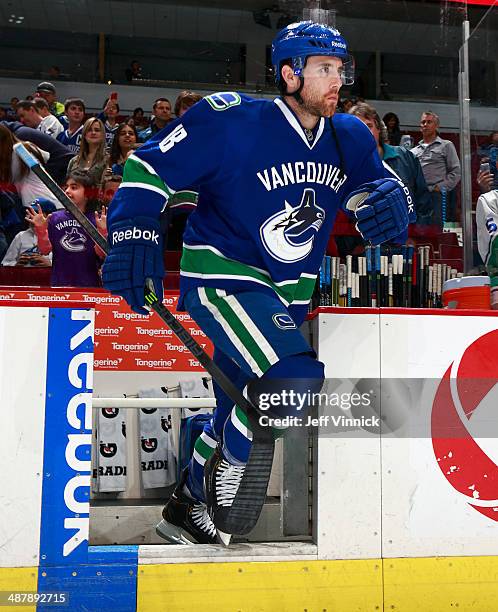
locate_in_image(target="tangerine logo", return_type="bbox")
[432,330,498,522]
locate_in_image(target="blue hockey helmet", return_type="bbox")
[272,21,354,86]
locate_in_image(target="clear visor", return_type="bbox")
[293,55,355,86]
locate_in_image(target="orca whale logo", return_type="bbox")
[60,227,87,252]
[260,188,325,263]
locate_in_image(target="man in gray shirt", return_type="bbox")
[411,111,461,227]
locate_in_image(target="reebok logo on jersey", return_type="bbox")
[159,124,187,153]
[111,227,160,245]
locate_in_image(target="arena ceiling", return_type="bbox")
[0,0,494,41]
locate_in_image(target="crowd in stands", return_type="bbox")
[0,80,495,291]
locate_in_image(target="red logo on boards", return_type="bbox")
[432,330,498,522]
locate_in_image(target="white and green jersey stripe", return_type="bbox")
[181,244,317,311]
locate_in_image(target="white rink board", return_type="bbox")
[380,314,498,558]
[314,312,381,560]
[314,310,498,561]
[0,307,48,567]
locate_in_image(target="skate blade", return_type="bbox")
[216,529,232,547]
[155,519,196,545]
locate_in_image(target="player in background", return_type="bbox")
[57,98,86,155]
[103,21,415,545]
[477,188,498,309]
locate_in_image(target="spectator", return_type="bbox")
[33,98,64,138]
[0,188,25,249]
[16,99,62,138]
[67,117,108,185]
[0,108,5,121]
[101,175,122,205]
[339,97,354,113]
[129,107,147,129]
[98,97,120,151]
[139,98,172,141]
[32,170,105,287]
[125,60,143,82]
[48,65,62,80]
[35,82,65,116]
[6,97,19,121]
[1,199,55,267]
[350,102,430,224]
[174,91,203,118]
[477,166,494,194]
[109,123,139,176]
[16,100,44,130]
[383,112,402,146]
[0,121,73,185]
[0,123,60,209]
[57,98,85,155]
[411,111,461,227]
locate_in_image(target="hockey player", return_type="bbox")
[477,188,498,309]
[102,21,415,545]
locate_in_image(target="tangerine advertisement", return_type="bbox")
[0,288,212,372]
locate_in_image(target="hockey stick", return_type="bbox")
[14,142,274,536]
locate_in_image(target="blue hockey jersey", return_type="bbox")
[56,125,83,155]
[108,93,408,321]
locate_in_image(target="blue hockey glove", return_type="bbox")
[102,217,164,315]
[346,178,414,246]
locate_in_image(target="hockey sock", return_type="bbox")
[222,353,325,464]
[186,430,217,502]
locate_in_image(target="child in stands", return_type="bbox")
[29,170,106,287]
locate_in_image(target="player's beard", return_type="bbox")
[299,85,338,118]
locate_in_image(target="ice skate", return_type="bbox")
[156,472,217,545]
[205,445,267,536]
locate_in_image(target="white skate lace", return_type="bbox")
[216,460,245,507]
[191,503,216,537]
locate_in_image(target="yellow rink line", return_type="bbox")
[137,556,498,612]
[0,568,37,612]
[384,556,498,611]
[137,559,383,612]
[1,556,498,611]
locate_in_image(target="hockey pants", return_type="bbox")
[182,287,324,502]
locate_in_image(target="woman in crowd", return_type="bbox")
[29,169,106,287]
[0,123,60,209]
[109,123,139,176]
[174,91,203,118]
[383,112,402,146]
[351,102,430,221]
[66,117,108,185]
[129,107,147,129]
